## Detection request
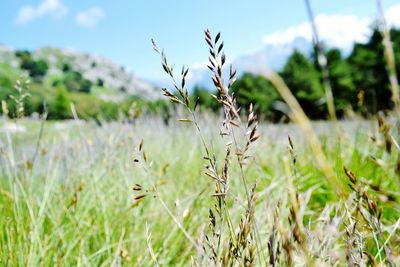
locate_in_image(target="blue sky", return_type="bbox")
[1,0,400,81]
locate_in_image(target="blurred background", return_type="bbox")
[1,0,400,121]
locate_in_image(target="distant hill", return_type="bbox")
[0,44,160,100]
[0,44,167,120]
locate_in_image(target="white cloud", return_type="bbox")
[385,4,400,28]
[263,14,370,50]
[16,0,68,25]
[186,4,400,87]
[75,7,105,28]
[191,61,208,70]
[185,61,208,83]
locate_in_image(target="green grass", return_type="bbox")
[0,116,399,266]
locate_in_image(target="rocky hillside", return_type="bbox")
[0,44,159,100]
[0,44,168,120]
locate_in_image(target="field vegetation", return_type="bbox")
[1,4,400,267]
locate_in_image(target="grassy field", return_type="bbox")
[0,114,399,266]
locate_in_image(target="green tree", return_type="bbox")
[60,71,92,93]
[348,28,391,113]
[16,50,48,78]
[325,49,357,115]
[62,63,72,72]
[190,85,219,111]
[51,87,71,119]
[230,73,281,120]
[392,29,400,74]
[30,59,48,78]
[280,50,325,118]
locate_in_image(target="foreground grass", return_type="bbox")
[0,116,399,266]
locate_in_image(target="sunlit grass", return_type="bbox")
[0,116,399,266]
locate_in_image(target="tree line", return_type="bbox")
[1,27,399,121]
[192,28,400,121]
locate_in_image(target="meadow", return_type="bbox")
[1,15,400,267]
[0,110,399,266]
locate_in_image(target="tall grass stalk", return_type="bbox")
[1,28,400,266]
[304,0,337,121]
[376,0,400,114]
[263,70,346,197]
